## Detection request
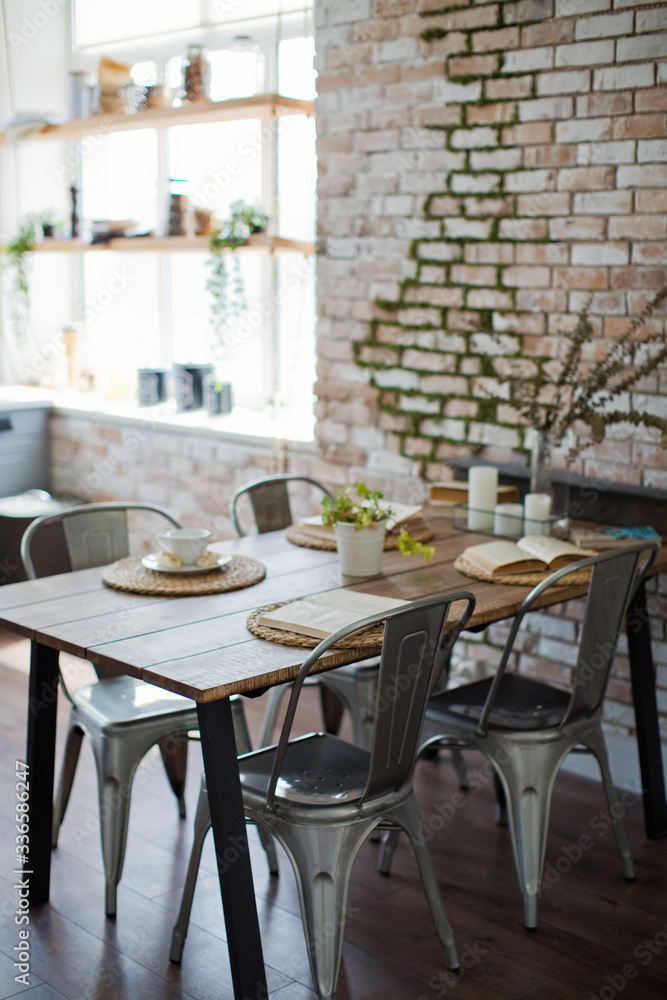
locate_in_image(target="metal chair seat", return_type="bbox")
[432,673,571,730]
[72,675,199,727]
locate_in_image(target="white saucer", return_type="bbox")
[141,553,232,575]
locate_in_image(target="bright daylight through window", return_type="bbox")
[0,0,316,441]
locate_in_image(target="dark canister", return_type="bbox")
[138,368,168,407]
[203,375,233,416]
[173,362,213,411]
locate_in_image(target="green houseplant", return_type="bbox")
[321,482,434,576]
[3,218,37,346]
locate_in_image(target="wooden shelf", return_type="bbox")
[0,93,313,144]
[24,233,315,255]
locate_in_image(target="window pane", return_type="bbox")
[80,130,159,235]
[279,36,316,100]
[170,252,267,406]
[168,120,264,221]
[82,253,161,398]
[278,115,316,240]
[75,0,203,48]
[277,253,315,434]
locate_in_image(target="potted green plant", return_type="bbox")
[321,482,434,577]
[205,199,268,414]
[3,218,37,346]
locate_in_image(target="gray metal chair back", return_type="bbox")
[230,473,334,536]
[475,542,657,736]
[21,501,181,578]
[266,590,476,810]
[21,501,181,681]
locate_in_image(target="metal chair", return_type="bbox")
[380,543,657,930]
[170,590,476,999]
[19,502,265,915]
[231,473,382,749]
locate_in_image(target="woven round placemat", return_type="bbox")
[102,555,266,596]
[246,600,385,652]
[453,554,592,587]
[285,524,435,552]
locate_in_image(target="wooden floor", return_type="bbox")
[1,629,666,1000]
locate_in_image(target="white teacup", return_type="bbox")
[157,528,211,566]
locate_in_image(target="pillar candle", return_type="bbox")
[493,502,524,538]
[467,466,498,531]
[524,492,551,536]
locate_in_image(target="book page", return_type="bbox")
[517,535,594,567]
[258,588,409,639]
[462,540,546,574]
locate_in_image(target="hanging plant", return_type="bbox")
[4,218,37,345]
[206,199,268,366]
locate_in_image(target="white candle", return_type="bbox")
[493,502,524,538]
[524,492,551,536]
[467,466,498,531]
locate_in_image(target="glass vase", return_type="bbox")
[530,429,553,496]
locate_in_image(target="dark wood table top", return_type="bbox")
[1,515,665,703]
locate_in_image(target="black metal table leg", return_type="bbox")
[197,699,267,1000]
[26,641,60,902]
[625,580,667,839]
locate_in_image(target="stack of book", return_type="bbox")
[430,481,519,510]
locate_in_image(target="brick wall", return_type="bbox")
[313,0,667,771]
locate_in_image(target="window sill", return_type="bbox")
[17,387,316,451]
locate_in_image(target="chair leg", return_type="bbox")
[159,736,189,818]
[258,683,291,746]
[52,721,85,847]
[391,797,459,970]
[263,816,374,1000]
[230,694,252,755]
[99,774,134,917]
[585,729,635,880]
[170,778,213,962]
[488,739,563,930]
[450,749,470,791]
[319,684,345,735]
[377,829,400,875]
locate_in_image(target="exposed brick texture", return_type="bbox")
[314,0,667,745]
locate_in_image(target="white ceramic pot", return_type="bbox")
[334,520,387,577]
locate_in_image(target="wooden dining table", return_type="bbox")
[1,514,665,1000]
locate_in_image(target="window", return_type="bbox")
[3,2,316,437]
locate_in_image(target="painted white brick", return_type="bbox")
[352,425,385,450]
[536,635,579,667]
[518,96,574,121]
[524,612,577,642]
[382,195,415,216]
[638,139,667,163]
[637,8,667,33]
[504,169,554,193]
[555,40,615,67]
[537,69,591,95]
[618,164,667,188]
[444,218,493,240]
[468,422,521,448]
[556,0,608,12]
[470,333,519,356]
[327,0,372,26]
[660,62,667,84]
[594,64,655,91]
[469,148,523,171]
[420,418,466,441]
[450,127,498,149]
[577,140,636,165]
[503,47,554,74]
[398,395,440,415]
[416,241,462,262]
[573,190,632,213]
[575,11,634,39]
[431,79,482,104]
[571,243,630,265]
[450,173,501,194]
[617,34,667,62]
[556,117,612,143]
[373,368,420,390]
[366,450,417,477]
[376,36,419,63]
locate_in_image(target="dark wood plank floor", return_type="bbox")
[1,628,666,1000]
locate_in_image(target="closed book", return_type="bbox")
[430,482,519,506]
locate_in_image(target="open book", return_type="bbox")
[462,535,596,576]
[297,502,425,541]
[258,588,408,640]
